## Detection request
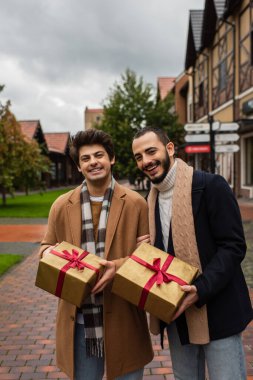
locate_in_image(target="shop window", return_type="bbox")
[245,136,253,186]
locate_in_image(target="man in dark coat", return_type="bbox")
[132,126,253,380]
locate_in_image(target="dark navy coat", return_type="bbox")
[155,171,253,344]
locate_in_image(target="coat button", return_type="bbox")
[70,316,75,321]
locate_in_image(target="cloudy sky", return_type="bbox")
[0,0,203,134]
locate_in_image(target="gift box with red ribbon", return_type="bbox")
[112,243,199,324]
[35,241,103,307]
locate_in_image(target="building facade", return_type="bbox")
[84,107,104,129]
[183,0,253,198]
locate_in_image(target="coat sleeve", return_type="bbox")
[193,174,246,307]
[38,201,58,257]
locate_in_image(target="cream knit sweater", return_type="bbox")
[153,161,177,251]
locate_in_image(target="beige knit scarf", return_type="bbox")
[148,158,210,344]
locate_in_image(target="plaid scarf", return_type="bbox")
[80,176,115,357]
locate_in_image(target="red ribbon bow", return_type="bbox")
[50,248,100,298]
[130,254,188,309]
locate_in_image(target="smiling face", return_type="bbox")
[78,144,115,188]
[132,131,175,184]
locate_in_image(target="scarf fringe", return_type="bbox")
[85,338,104,358]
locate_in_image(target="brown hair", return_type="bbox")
[133,126,170,146]
[70,129,115,166]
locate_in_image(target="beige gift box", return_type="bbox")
[112,243,198,323]
[35,241,103,307]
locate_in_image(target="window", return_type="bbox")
[219,60,227,91]
[251,30,253,66]
[50,163,57,180]
[245,136,253,186]
[198,82,204,107]
[188,103,193,122]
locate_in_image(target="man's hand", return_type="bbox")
[92,259,116,294]
[136,234,150,247]
[42,244,58,257]
[172,285,199,321]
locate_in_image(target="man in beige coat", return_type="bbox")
[39,129,153,380]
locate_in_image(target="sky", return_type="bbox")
[0,0,204,134]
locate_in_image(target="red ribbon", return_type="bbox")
[130,254,188,309]
[50,248,100,298]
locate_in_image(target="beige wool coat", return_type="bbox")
[39,182,154,380]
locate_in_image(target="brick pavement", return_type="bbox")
[0,201,253,380]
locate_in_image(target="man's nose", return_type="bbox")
[142,155,152,167]
[90,156,98,165]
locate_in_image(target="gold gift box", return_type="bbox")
[35,241,103,307]
[112,243,198,324]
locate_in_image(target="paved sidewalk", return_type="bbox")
[0,250,252,380]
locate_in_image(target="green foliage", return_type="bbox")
[13,139,50,195]
[149,93,184,149]
[97,69,184,179]
[0,188,73,217]
[0,254,24,276]
[0,86,50,204]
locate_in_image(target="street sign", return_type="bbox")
[185,134,210,143]
[215,144,240,153]
[185,145,210,154]
[185,132,239,143]
[213,122,239,132]
[184,123,210,132]
[215,133,239,142]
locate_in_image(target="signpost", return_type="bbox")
[184,133,239,143]
[212,121,239,132]
[215,133,239,143]
[185,145,210,154]
[184,123,210,132]
[185,134,210,143]
[184,119,240,174]
[215,144,240,153]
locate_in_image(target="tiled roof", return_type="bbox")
[44,132,70,154]
[19,120,40,140]
[157,77,175,100]
[190,10,204,52]
[214,0,226,18]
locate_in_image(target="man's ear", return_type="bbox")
[166,142,175,158]
[110,156,116,165]
[77,165,82,172]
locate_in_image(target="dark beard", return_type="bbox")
[150,153,170,184]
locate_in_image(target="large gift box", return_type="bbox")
[112,243,198,324]
[35,241,103,307]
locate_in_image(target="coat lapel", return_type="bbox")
[67,185,82,247]
[147,187,158,246]
[104,183,125,258]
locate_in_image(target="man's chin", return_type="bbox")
[150,172,167,184]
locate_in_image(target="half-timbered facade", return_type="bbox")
[183,0,253,198]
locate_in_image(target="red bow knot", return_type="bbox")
[61,249,86,270]
[130,253,188,309]
[50,247,100,298]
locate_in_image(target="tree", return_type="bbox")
[97,69,184,181]
[0,87,50,205]
[14,138,50,196]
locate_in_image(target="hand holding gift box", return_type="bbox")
[35,241,104,307]
[112,243,199,324]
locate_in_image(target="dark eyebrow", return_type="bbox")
[80,150,104,158]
